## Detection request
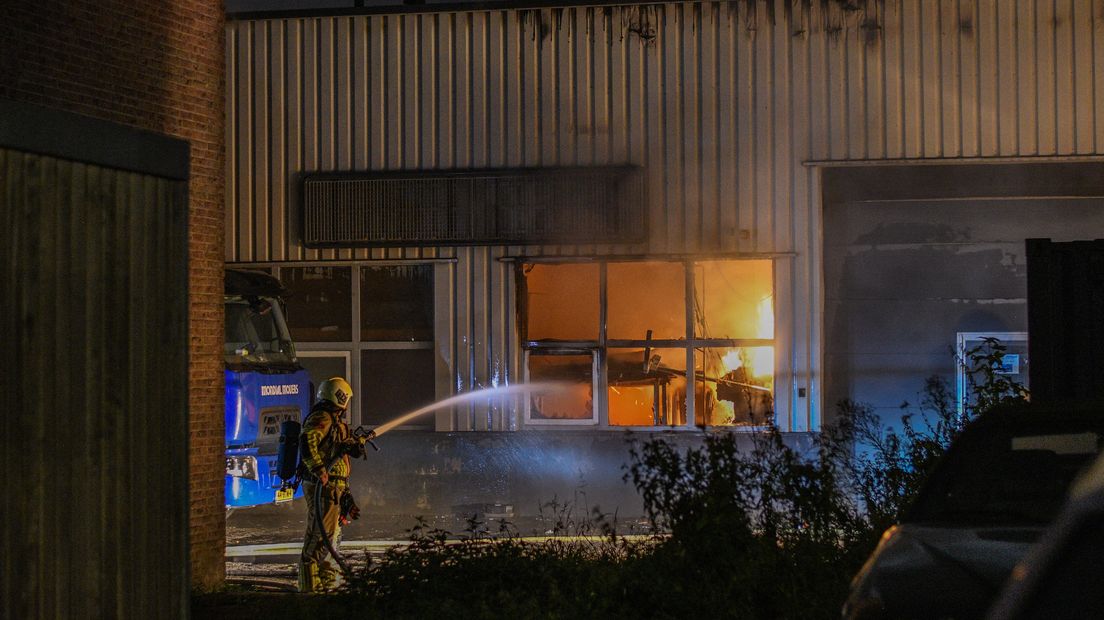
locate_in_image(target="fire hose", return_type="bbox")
[310,426,378,579]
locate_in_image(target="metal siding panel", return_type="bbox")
[736,4,755,252]
[384,15,401,170]
[404,15,421,169]
[489,12,506,168]
[455,247,474,430]
[645,11,666,254]
[336,17,353,172]
[271,20,287,261]
[921,2,942,157]
[472,12,489,169]
[505,12,523,167]
[472,247,491,430]
[434,262,456,431]
[978,0,1000,156]
[901,0,923,157]
[846,7,866,160]
[226,25,239,262]
[1036,0,1057,155]
[287,19,305,261]
[1017,0,1038,154]
[456,13,473,169]
[593,10,610,167]
[1072,0,1095,153]
[682,4,700,254]
[883,0,905,158]
[717,9,738,252]
[864,2,885,160]
[236,24,254,262]
[302,19,321,260]
[753,3,773,252]
[940,0,961,157]
[772,0,791,255]
[254,22,270,261]
[700,5,718,252]
[959,0,981,158]
[997,2,1019,155]
[419,15,437,169]
[1054,0,1076,154]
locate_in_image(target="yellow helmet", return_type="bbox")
[316,377,353,410]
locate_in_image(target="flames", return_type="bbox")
[719,295,774,380]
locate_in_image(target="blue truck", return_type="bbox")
[224,269,311,508]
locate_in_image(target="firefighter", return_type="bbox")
[297,376,363,593]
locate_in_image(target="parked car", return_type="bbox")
[986,446,1104,619]
[842,406,1104,620]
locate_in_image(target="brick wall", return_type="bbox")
[1,2,227,590]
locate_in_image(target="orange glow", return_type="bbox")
[694,260,773,339]
[703,346,774,426]
[608,348,686,426]
[525,263,599,340]
[608,262,685,340]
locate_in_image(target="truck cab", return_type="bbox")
[224,269,311,508]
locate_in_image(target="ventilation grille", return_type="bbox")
[303,167,646,247]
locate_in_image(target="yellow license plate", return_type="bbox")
[275,487,294,503]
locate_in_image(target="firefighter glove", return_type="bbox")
[339,489,360,525]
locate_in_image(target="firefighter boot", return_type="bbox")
[297,561,322,593]
[319,562,339,591]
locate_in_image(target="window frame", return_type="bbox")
[261,261,445,429]
[521,258,776,430]
[956,331,1029,417]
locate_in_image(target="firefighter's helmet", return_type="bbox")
[316,377,353,410]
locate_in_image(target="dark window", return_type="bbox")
[360,265,434,341]
[281,267,352,342]
[360,349,436,427]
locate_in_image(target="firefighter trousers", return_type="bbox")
[297,479,346,593]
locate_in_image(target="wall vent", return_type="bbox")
[303,167,646,247]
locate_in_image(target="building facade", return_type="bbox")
[227,0,1104,520]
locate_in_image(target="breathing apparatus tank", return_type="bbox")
[276,420,302,488]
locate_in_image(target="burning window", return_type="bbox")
[522,258,775,428]
[608,262,685,340]
[524,263,600,341]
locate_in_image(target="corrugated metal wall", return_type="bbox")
[1,149,190,618]
[228,0,1104,431]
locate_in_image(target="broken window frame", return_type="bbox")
[521,257,776,430]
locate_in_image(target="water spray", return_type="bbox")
[370,382,562,438]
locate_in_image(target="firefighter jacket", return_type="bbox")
[300,406,355,479]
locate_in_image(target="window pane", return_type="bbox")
[608,348,687,426]
[693,260,773,339]
[527,353,594,421]
[695,347,774,426]
[360,349,436,427]
[282,267,353,342]
[608,261,686,340]
[361,265,434,341]
[524,263,599,341]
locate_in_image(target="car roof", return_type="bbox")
[225,268,288,298]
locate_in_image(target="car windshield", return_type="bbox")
[908,422,1103,526]
[224,296,297,368]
